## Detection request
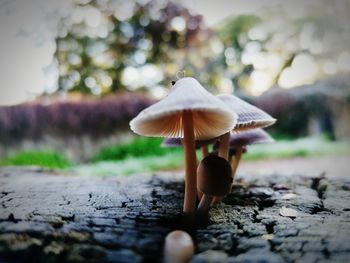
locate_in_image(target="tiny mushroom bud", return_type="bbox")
[213,94,276,204]
[130,77,236,223]
[164,230,194,263]
[197,155,232,224]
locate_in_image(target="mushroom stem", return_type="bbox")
[218,132,230,160]
[212,132,230,204]
[197,150,203,200]
[197,194,213,226]
[212,147,244,205]
[197,194,213,213]
[231,146,243,179]
[201,146,209,158]
[182,111,197,219]
[197,145,208,200]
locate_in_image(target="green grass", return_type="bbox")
[2,137,349,176]
[73,151,184,176]
[244,137,350,160]
[73,136,350,176]
[0,151,72,169]
[93,137,179,162]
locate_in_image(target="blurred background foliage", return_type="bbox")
[53,0,350,97]
[0,0,350,172]
[56,0,210,96]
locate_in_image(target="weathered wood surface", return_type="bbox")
[0,167,350,263]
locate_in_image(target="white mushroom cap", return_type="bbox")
[217,94,276,131]
[130,77,237,140]
[212,129,274,154]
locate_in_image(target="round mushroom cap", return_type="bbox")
[197,155,232,196]
[217,94,276,131]
[213,128,274,152]
[161,137,219,149]
[229,128,274,147]
[130,77,237,140]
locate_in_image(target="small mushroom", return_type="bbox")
[232,128,274,176]
[217,94,276,132]
[211,129,274,204]
[130,77,236,222]
[197,155,232,223]
[215,93,275,158]
[213,94,276,204]
[163,230,194,263]
[214,128,275,177]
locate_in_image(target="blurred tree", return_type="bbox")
[55,0,210,96]
[214,15,261,92]
[213,1,350,95]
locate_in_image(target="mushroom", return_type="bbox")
[214,128,275,179]
[163,230,194,263]
[217,94,276,132]
[215,93,276,162]
[129,77,236,221]
[213,94,276,203]
[197,155,232,224]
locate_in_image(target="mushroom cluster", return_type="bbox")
[129,77,276,227]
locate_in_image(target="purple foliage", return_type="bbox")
[0,94,154,143]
